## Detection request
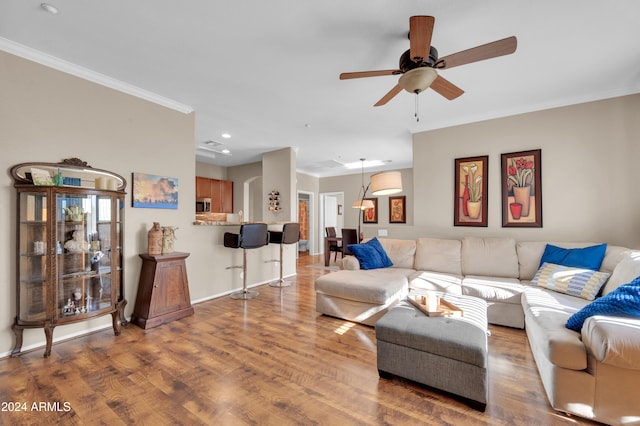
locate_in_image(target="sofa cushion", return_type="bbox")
[377,238,416,269]
[414,237,462,275]
[522,287,590,370]
[566,277,640,332]
[531,262,610,301]
[602,251,640,295]
[409,271,463,295]
[540,243,607,271]
[462,275,524,304]
[461,237,519,278]
[517,241,601,281]
[315,269,409,305]
[347,237,393,270]
[600,245,632,274]
[582,315,640,370]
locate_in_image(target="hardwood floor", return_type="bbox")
[0,253,601,425]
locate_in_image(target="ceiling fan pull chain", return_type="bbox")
[415,94,420,122]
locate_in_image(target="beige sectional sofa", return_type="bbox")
[314,237,640,425]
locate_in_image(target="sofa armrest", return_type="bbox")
[582,315,640,370]
[341,255,360,270]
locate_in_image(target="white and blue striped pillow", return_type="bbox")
[532,262,610,301]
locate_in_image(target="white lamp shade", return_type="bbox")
[352,199,375,210]
[371,171,403,196]
[398,67,438,94]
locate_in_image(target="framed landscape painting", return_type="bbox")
[132,173,179,209]
[362,198,378,224]
[501,149,542,227]
[389,196,406,223]
[454,156,488,227]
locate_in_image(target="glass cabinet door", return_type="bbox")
[56,193,115,319]
[18,191,49,322]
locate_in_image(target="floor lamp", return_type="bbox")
[352,159,375,242]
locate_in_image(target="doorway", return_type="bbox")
[319,192,344,256]
[297,190,314,255]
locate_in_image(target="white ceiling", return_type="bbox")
[2,1,640,177]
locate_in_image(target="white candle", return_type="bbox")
[427,292,438,312]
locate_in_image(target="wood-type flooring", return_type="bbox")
[0,253,602,425]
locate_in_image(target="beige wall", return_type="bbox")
[0,51,288,356]
[227,161,262,222]
[410,94,640,248]
[263,148,296,222]
[320,168,414,240]
[195,162,227,180]
[2,47,638,356]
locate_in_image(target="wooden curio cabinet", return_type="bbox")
[10,158,127,357]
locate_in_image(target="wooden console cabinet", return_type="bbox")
[131,252,194,329]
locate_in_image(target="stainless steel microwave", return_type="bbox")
[196,198,211,213]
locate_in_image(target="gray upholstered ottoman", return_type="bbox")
[375,294,489,410]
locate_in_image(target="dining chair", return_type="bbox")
[340,228,359,257]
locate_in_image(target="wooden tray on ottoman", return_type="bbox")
[407,294,464,317]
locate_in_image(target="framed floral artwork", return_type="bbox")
[501,149,542,227]
[454,156,488,227]
[389,196,406,223]
[362,198,378,224]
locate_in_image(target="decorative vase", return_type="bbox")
[147,222,163,255]
[462,175,470,216]
[513,186,531,217]
[467,200,481,219]
[510,202,523,220]
[162,226,177,254]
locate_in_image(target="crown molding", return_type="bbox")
[0,37,194,114]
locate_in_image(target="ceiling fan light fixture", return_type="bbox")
[399,67,438,93]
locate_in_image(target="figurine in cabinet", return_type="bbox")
[64,229,90,252]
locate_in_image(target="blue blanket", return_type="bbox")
[566,275,640,332]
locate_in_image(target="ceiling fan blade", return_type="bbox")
[409,16,435,63]
[339,70,400,80]
[438,36,517,69]
[374,84,403,107]
[430,75,464,100]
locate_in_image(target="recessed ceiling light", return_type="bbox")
[221,133,231,139]
[41,3,59,14]
[221,149,231,154]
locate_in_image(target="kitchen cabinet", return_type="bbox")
[195,176,212,199]
[195,177,234,213]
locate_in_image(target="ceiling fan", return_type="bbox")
[339,16,517,107]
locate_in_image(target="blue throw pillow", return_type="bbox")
[540,243,607,271]
[347,237,393,270]
[566,275,640,332]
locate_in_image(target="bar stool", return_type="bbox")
[224,223,270,300]
[266,222,300,287]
